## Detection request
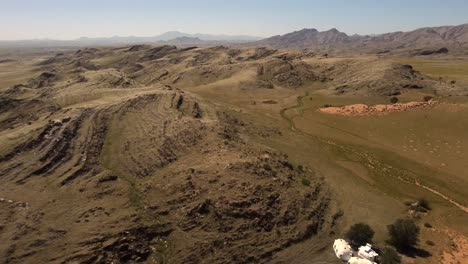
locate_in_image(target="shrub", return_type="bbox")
[297,165,304,172]
[323,104,333,108]
[301,178,311,186]
[450,80,456,85]
[418,198,431,210]
[345,223,375,246]
[387,219,420,250]
[390,97,399,104]
[263,164,272,171]
[423,96,433,102]
[380,247,401,264]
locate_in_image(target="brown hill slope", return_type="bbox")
[6,44,457,98]
[0,46,341,263]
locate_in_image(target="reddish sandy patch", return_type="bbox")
[319,101,438,116]
[440,229,468,264]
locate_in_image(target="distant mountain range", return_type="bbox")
[2,23,468,50]
[256,23,468,50]
[0,31,262,47]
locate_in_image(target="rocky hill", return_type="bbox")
[0,45,343,263]
[256,28,352,49]
[360,23,468,50]
[256,23,468,51]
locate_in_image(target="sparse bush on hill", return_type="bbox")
[345,222,375,247]
[417,198,431,211]
[380,247,401,264]
[390,97,399,104]
[301,178,311,186]
[387,219,420,251]
[405,199,431,213]
[423,95,433,102]
[323,104,333,108]
[297,165,305,173]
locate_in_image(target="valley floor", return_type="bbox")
[186,66,468,264]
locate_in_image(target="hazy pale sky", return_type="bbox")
[1,0,468,40]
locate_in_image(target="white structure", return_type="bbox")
[358,243,379,261]
[333,239,353,261]
[347,257,377,264]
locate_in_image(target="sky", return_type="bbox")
[1,0,468,40]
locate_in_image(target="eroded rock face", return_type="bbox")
[28,72,57,88]
[142,151,336,263]
[257,58,321,88]
[71,223,174,263]
[0,91,205,184]
[323,58,457,96]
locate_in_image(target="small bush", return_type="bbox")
[423,96,433,102]
[387,219,420,251]
[301,178,311,186]
[323,104,333,108]
[380,248,401,264]
[345,223,375,247]
[426,240,435,246]
[424,222,432,228]
[450,80,456,85]
[418,198,431,210]
[263,164,272,171]
[297,165,305,173]
[390,97,399,104]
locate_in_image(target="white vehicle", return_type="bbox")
[358,243,379,261]
[347,256,377,264]
[333,239,353,261]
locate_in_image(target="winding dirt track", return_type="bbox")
[280,93,468,214]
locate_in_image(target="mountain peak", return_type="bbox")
[255,23,468,50]
[257,27,351,48]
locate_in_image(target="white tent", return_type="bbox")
[347,256,377,264]
[358,243,379,261]
[333,239,353,261]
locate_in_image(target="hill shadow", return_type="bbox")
[398,247,432,258]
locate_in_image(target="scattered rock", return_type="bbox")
[97,175,118,183]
